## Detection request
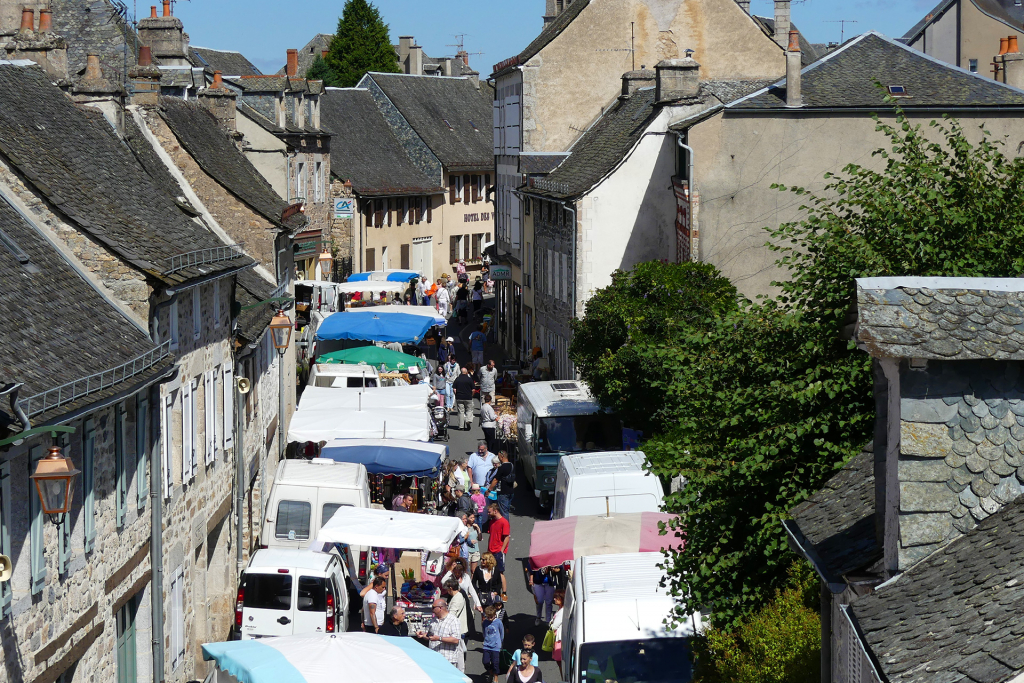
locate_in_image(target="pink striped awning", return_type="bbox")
[528,512,684,569]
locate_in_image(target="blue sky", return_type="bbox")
[173,0,938,75]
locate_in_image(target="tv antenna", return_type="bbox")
[446,34,485,60]
[595,21,636,70]
[825,19,858,44]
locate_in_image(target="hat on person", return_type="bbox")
[455,485,465,493]
[470,483,481,492]
[376,562,391,574]
[446,337,454,342]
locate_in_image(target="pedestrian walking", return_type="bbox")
[362,576,387,632]
[481,604,504,683]
[418,599,464,672]
[473,552,504,607]
[379,605,410,637]
[453,367,475,430]
[549,591,566,677]
[443,579,471,640]
[416,277,429,306]
[444,354,461,412]
[468,441,494,488]
[478,359,498,402]
[472,278,484,316]
[480,395,498,454]
[511,634,540,669]
[436,279,451,319]
[487,450,515,520]
[469,325,487,366]
[464,511,482,572]
[486,502,509,597]
[470,484,487,516]
[455,283,470,323]
[448,485,475,518]
[510,650,543,683]
[529,566,556,624]
[432,364,448,406]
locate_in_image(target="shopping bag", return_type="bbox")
[541,628,555,652]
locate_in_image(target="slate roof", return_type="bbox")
[787,446,881,581]
[0,63,253,285]
[277,34,333,77]
[157,97,291,227]
[366,73,494,172]
[850,495,1024,683]
[0,197,172,433]
[730,32,1024,110]
[522,87,659,199]
[904,0,1024,43]
[235,269,278,344]
[122,115,201,217]
[855,278,1024,361]
[493,0,592,76]
[190,47,262,76]
[750,16,820,66]
[519,153,570,175]
[320,88,438,196]
[50,0,138,83]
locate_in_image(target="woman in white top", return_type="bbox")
[479,395,498,455]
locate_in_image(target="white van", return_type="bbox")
[553,451,664,519]
[562,552,702,683]
[236,549,348,639]
[517,381,623,507]
[307,362,380,388]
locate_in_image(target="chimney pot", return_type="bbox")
[786,30,802,108]
[286,48,298,77]
[149,5,157,18]
[138,45,153,66]
[1010,35,1020,54]
[162,0,171,17]
[38,9,52,34]
[18,7,34,36]
[322,50,329,59]
[1000,37,1009,55]
[212,70,223,88]
[84,54,103,81]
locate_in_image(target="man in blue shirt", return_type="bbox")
[468,441,495,488]
[469,325,486,366]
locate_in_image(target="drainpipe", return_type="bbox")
[0,384,31,432]
[149,381,165,683]
[675,133,695,261]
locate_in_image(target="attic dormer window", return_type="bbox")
[887,85,908,97]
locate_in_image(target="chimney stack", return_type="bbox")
[137,1,188,66]
[286,49,298,77]
[138,45,153,66]
[129,46,161,105]
[621,68,656,97]
[72,54,125,133]
[322,50,329,59]
[736,0,751,14]
[409,44,423,75]
[198,69,238,132]
[1004,36,1024,89]
[655,57,700,102]
[785,30,802,107]
[84,54,103,81]
[18,7,34,38]
[774,0,791,48]
[38,9,51,34]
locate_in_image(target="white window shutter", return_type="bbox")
[190,379,198,478]
[223,365,234,449]
[493,100,501,154]
[181,381,192,484]
[205,371,215,465]
[163,395,173,498]
[212,370,220,456]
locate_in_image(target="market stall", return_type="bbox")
[287,386,432,443]
[527,511,684,569]
[319,439,448,511]
[202,632,470,683]
[317,346,429,372]
[347,269,422,282]
[316,311,436,344]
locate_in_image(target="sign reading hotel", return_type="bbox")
[464,212,492,222]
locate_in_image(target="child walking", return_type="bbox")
[481,605,504,683]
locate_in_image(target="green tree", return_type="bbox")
[325,0,400,88]
[305,54,341,87]
[571,103,1024,630]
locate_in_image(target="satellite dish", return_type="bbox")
[236,377,251,394]
[0,555,12,582]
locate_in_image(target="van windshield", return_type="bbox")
[578,639,691,683]
[537,414,621,454]
[243,574,292,611]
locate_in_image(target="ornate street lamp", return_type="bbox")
[318,249,333,282]
[30,445,80,525]
[269,310,292,352]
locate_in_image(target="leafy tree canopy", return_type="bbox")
[305,54,341,87]
[325,0,400,88]
[571,104,1024,629]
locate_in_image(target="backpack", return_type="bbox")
[499,463,516,487]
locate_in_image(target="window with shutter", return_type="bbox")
[365,248,375,271]
[222,365,234,450]
[472,234,481,260]
[463,175,471,205]
[182,381,192,484]
[115,403,126,528]
[471,176,479,203]
[450,236,458,264]
[162,394,173,498]
[449,176,457,204]
[29,444,46,593]
[401,244,410,270]
[485,174,491,199]
[374,200,383,227]
[137,395,148,510]
[205,371,215,466]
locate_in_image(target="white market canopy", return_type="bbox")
[316,506,461,552]
[334,281,407,294]
[370,305,448,325]
[287,386,431,443]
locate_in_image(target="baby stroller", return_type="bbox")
[429,395,449,441]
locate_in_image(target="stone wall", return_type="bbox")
[897,360,1024,569]
[3,396,153,683]
[329,179,355,265]
[142,109,279,274]
[0,156,152,321]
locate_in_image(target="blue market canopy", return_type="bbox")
[315,310,435,343]
[319,439,448,477]
[347,270,421,283]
